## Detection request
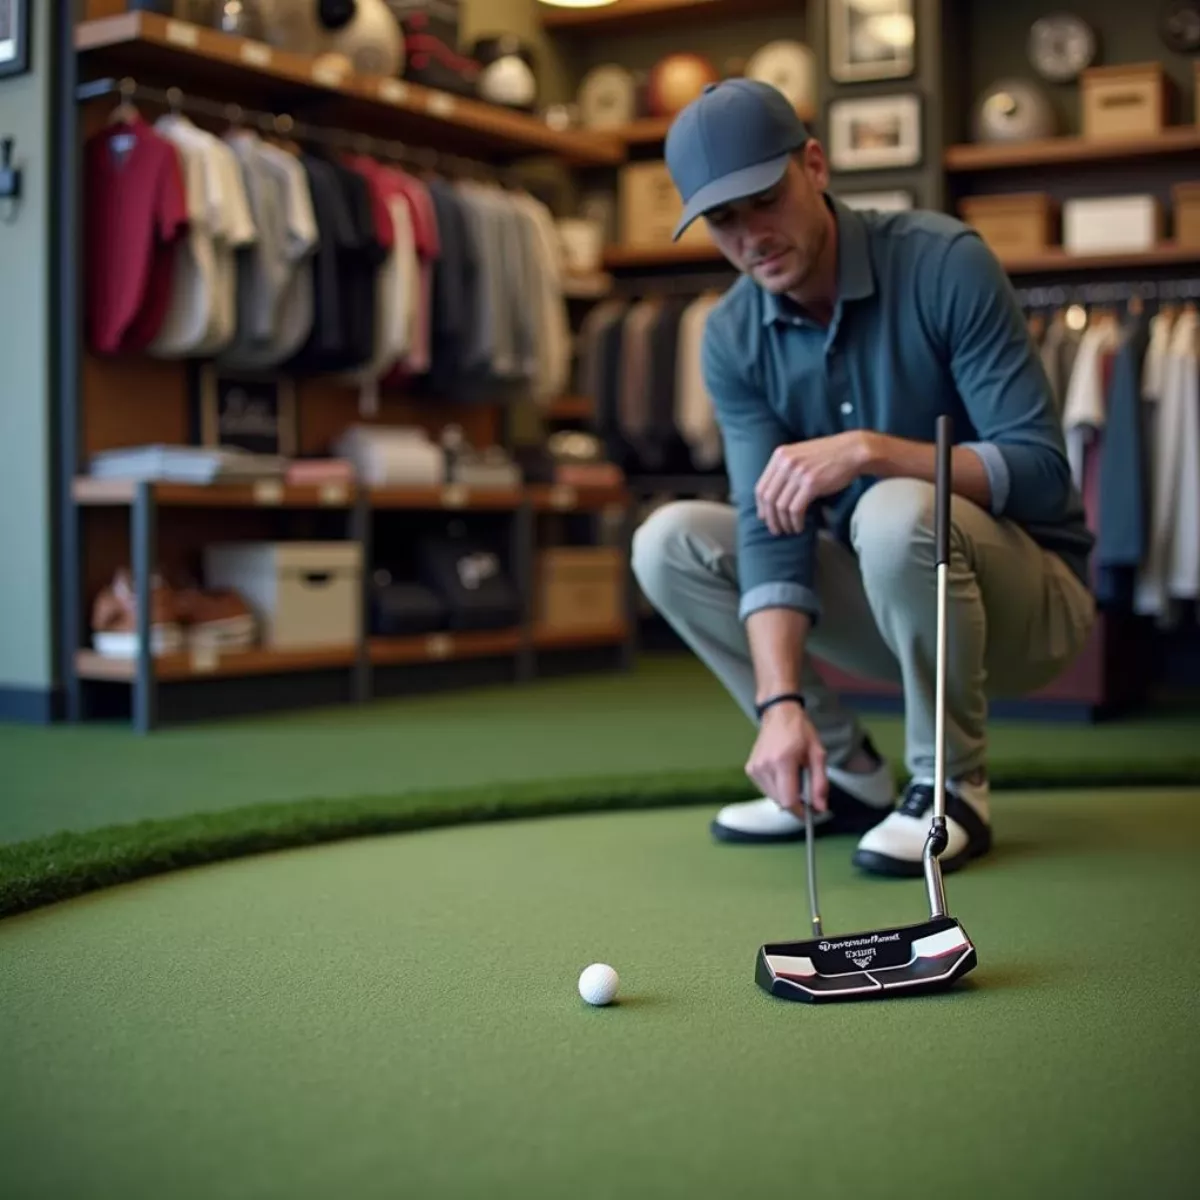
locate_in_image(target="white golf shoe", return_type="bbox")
[853,776,992,877]
[711,742,895,844]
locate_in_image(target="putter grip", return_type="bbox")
[935,414,952,567]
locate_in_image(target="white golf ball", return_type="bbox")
[578,962,619,1006]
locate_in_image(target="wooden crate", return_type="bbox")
[535,547,625,632]
[1081,62,1171,140]
[618,161,713,249]
[959,193,1058,259]
[1173,182,1200,248]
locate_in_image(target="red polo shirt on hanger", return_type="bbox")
[85,117,189,355]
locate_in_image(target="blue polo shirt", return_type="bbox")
[700,194,1095,623]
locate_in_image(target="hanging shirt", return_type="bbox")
[1061,320,1120,487]
[255,142,320,367]
[220,130,294,365]
[147,114,220,358]
[191,134,258,358]
[510,188,571,404]
[386,169,440,378]
[1136,307,1200,619]
[85,117,189,356]
[422,175,479,396]
[1095,314,1150,607]
[286,153,384,373]
[577,298,628,442]
[675,292,723,470]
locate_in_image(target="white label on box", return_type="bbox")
[165,20,199,48]
[425,634,453,659]
[441,485,468,509]
[379,80,409,106]
[319,483,348,507]
[427,93,456,117]
[190,645,218,674]
[239,42,272,68]
[549,486,577,510]
[253,480,284,505]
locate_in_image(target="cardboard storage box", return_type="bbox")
[536,547,624,631]
[1081,63,1170,139]
[1062,195,1163,254]
[959,193,1057,260]
[203,542,362,650]
[618,161,713,249]
[1174,182,1200,248]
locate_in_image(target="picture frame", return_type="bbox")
[827,93,923,173]
[836,188,915,212]
[190,364,299,458]
[0,0,31,81]
[828,0,916,83]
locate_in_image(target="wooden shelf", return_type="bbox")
[369,485,524,511]
[999,243,1200,275]
[72,478,630,512]
[533,623,630,650]
[73,478,355,508]
[602,241,724,268]
[76,645,356,683]
[528,483,629,512]
[609,106,815,147]
[370,629,523,666]
[538,0,796,35]
[944,127,1200,172]
[545,395,594,420]
[75,12,624,166]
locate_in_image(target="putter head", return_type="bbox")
[756,915,976,1003]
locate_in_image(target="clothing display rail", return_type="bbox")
[75,75,517,183]
[1015,277,1200,310]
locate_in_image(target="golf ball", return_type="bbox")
[578,962,619,1006]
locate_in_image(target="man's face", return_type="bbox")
[702,142,831,295]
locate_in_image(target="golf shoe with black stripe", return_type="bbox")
[711,740,895,844]
[852,777,992,877]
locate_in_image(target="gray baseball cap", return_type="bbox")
[664,79,811,241]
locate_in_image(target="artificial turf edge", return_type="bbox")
[3,756,1199,920]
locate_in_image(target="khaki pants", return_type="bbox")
[630,478,1096,780]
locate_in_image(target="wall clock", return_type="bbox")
[1027,13,1098,83]
[1160,0,1200,52]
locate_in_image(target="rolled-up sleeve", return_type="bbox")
[701,319,822,623]
[934,231,1074,522]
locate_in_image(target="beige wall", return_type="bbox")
[0,0,53,693]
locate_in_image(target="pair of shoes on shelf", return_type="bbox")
[711,740,992,876]
[91,569,257,658]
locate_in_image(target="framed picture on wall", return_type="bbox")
[0,0,31,80]
[828,0,915,83]
[827,93,922,172]
[837,189,915,212]
[190,364,299,458]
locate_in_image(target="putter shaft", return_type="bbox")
[924,417,953,920]
[804,778,822,938]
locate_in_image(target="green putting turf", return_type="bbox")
[3,655,1199,917]
[2,788,1198,1200]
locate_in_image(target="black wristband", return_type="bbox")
[755,692,806,720]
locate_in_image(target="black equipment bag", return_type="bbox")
[415,526,521,631]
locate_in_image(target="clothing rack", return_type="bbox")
[1015,277,1200,309]
[75,75,515,182]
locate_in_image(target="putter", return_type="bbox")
[755,414,978,1003]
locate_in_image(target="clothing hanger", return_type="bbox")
[106,77,140,127]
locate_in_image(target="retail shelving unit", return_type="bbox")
[59,9,637,731]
